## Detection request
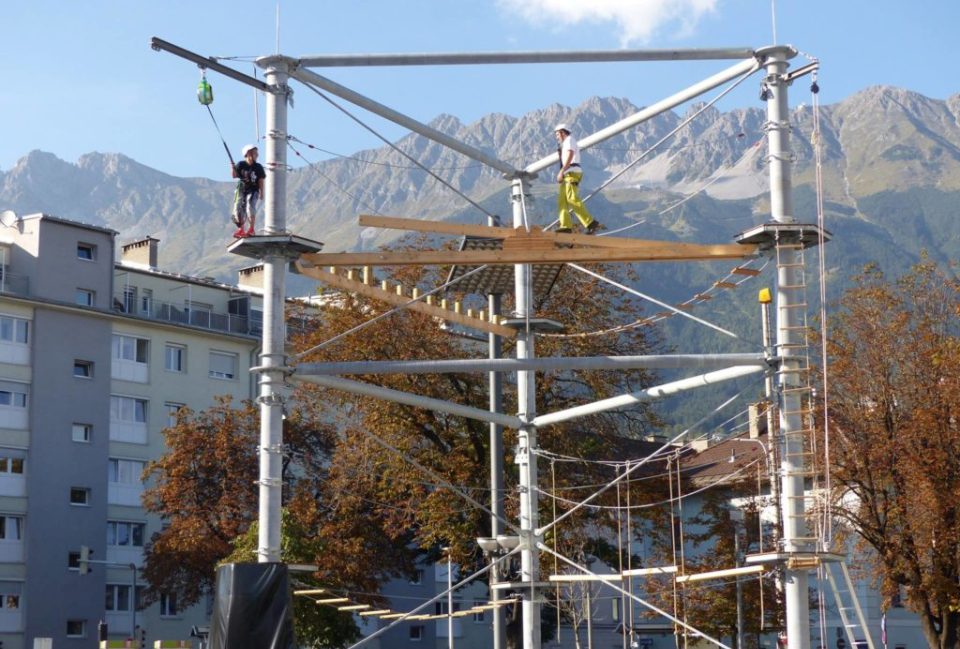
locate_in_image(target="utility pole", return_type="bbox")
[761,44,812,649]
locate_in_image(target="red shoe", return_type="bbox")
[246,227,255,237]
[233,228,245,238]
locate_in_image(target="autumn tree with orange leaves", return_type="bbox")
[825,260,960,649]
[143,249,669,648]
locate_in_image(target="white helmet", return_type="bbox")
[241,144,258,157]
[554,123,571,133]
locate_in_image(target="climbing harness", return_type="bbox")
[197,69,235,167]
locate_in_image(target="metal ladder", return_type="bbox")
[775,239,822,546]
[824,561,877,649]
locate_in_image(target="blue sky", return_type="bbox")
[2,0,957,179]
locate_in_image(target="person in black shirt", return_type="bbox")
[231,144,265,237]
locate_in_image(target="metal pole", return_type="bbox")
[256,55,295,563]
[294,374,523,430]
[297,48,757,68]
[761,45,811,649]
[131,563,137,639]
[512,176,540,649]
[489,288,506,649]
[533,364,765,428]
[735,528,745,649]
[447,549,454,649]
[295,353,770,376]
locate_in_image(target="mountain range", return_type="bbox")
[2,85,959,296]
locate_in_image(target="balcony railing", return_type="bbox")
[0,271,30,297]
[113,294,261,336]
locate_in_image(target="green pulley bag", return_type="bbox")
[197,73,214,106]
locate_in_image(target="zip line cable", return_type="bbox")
[287,139,387,217]
[296,79,500,223]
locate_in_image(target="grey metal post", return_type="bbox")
[131,563,137,639]
[512,176,540,649]
[447,549,454,649]
[762,46,811,649]
[489,288,506,649]
[734,526,744,649]
[257,55,294,563]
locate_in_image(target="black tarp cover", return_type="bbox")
[209,562,294,649]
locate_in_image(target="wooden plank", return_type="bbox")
[301,242,756,268]
[359,214,514,239]
[296,264,517,339]
[359,213,744,252]
[732,266,762,276]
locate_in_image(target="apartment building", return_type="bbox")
[0,213,266,649]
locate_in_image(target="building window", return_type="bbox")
[106,584,131,611]
[73,360,94,378]
[409,625,425,641]
[140,289,153,315]
[77,243,96,260]
[409,569,424,585]
[0,389,27,408]
[108,459,144,485]
[0,456,24,474]
[209,351,238,380]
[66,619,86,638]
[72,423,92,443]
[0,316,28,343]
[3,594,19,609]
[435,601,461,615]
[165,402,185,428]
[70,487,91,506]
[113,335,149,364]
[111,396,147,423]
[164,344,185,372]
[107,521,145,547]
[75,289,95,306]
[160,592,179,617]
[0,516,23,540]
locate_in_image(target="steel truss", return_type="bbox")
[151,38,833,649]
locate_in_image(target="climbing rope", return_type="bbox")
[197,70,235,167]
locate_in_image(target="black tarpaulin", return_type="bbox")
[209,562,295,649]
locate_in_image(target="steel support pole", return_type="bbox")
[762,46,811,649]
[257,55,295,563]
[512,177,540,649]
[489,289,506,649]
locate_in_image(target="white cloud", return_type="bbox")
[496,0,718,46]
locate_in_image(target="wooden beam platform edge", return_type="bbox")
[296,262,517,339]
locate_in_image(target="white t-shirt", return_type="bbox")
[561,135,582,167]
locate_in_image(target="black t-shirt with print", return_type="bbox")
[234,161,265,194]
